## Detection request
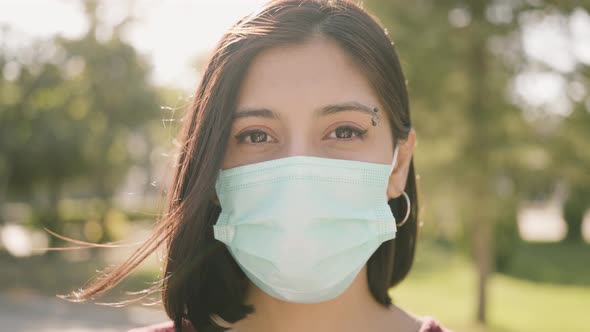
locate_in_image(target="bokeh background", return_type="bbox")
[1,0,589,331]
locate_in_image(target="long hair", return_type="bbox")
[62,1,420,331]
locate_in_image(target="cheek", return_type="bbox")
[367,127,395,164]
[221,133,283,170]
[221,144,237,170]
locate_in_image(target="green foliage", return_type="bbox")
[362,0,590,235]
[503,241,590,285]
[563,185,590,242]
[0,3,164,245]
[493,202,520,272]
[364,0,590,324]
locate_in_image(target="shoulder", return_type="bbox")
[417,316,452,332]
[388,304,452,332]
[127,319,197,332]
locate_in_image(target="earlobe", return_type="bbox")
[386,178,402,200]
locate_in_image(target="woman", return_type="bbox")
[65,0,450,331]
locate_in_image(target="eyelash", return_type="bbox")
[234,125,368,144]
[327,126,368,140]
[235,129,276,144]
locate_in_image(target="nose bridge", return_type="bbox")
[285,134,317,158]
[283,119,319,158]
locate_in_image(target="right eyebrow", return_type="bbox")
[232,108,280,120]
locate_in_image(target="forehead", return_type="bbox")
[235,35,380,113]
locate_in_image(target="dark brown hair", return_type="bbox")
[63,1,419,331]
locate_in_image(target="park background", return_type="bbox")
[1,0,589,331]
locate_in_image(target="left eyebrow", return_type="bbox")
[315,101,379,120]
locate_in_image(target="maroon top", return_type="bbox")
[129,317,450,332]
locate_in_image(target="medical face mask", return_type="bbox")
[213,146,400,303]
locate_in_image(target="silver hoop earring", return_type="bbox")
[396,191,411,227]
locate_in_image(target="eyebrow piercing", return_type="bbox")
[371,107,379,126]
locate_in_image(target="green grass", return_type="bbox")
[389,241,590,332]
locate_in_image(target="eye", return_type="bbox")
[235,129,277,144]
[326,125,368,140]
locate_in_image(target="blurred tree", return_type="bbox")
[364,0,590,325]
[0,0,161,247]
[553,100,590,242]
[563,185,590,242]
[56,0,161,242]
[0,37,88,241]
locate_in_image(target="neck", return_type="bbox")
[230,266,393,332]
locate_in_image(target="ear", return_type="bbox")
[387,128,416,200]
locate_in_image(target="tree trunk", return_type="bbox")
[563,187,588,242]
[474,217,493,323]
[466,2,495,324]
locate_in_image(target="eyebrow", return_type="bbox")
[232,108,279,120]
[315,101,379,119]
[233,101,379,120]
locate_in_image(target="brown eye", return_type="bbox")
[335,127,354,139]
[235,130,276,144]
[250,131,267,143]
[329,126,368,140]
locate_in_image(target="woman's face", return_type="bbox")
[223,35,397,181]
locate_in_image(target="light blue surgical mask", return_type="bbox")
[213,146,400,303]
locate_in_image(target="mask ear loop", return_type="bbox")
[389,143,411,227]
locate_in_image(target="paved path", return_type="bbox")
[0,290,168,332]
